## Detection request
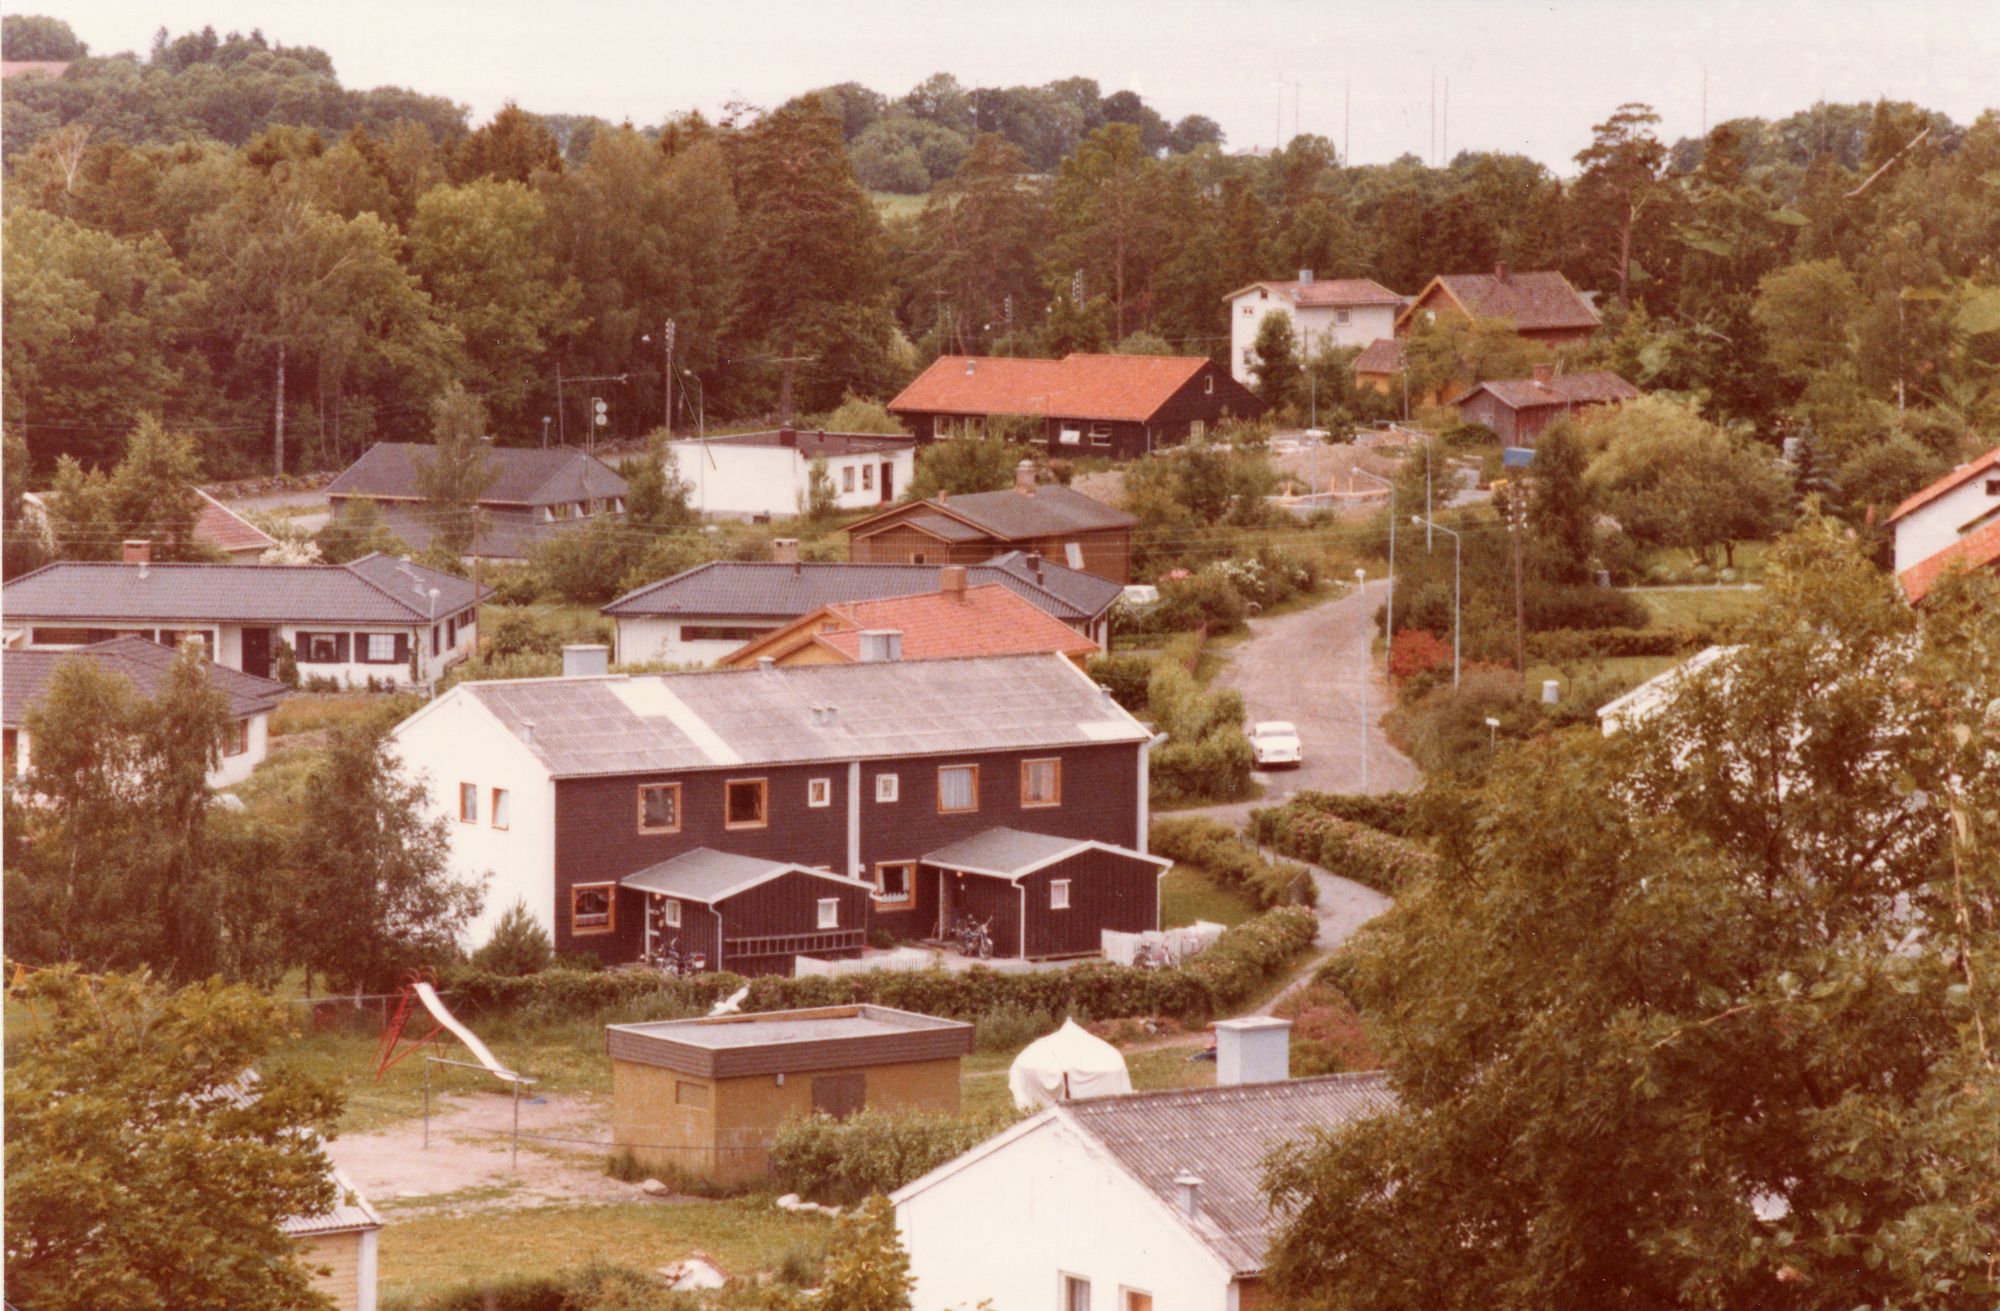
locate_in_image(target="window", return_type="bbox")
[908,551,927,565]
[613,497,626,514]
[937,764,978,814]
[1050,879,1072,909]
[1986,478,2000,496]
[360,632,403,664]
[1242,304,1254,315]
[226,719,251,758]
[875,861,915,906]
[432,624,441,656]
[1336,309,1351,324]
[725,778,768,829]
[446,616,458,646]
[491,787,510,830]
[30,627,93,646]
[1064,542,1084,569]
[571,883,615,934]
[1062,1275,1091,1311]
[675,1079,709,1109]
[1190,420,1206,441]
[808,778,831,808]
[875,773,899,803]
[862,463,874,489]
[1022,758,1061,807]
[157,629,216,658]
[1205,375,1215,394]
[1241,347,1254,366]
[543,507,557,523]
[1089,422,1113,447]
[682,624,768,644]
[817,898,840,929]
[296,631,349,664]
[459,783,478,824]
[638,783,682,833]
[1122,1291,1153,1311]
[843,466,856,492]
[662,898,682,928]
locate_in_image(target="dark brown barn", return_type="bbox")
[887,353,1264,461]
[1451,366,1641,447]
[621,850,873,976]
[845,463,1136,582]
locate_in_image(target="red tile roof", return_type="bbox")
[1400,269,1599,334]
[1898,519,2000,603]
[1353,338,1406,375]
[815,585,1100,662]
[1454,371,1640,411]
[1224,278,1404,308]
[889,354,1210,424]
[1886,446,2000,524]
[194,490,277,556]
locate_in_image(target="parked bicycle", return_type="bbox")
[646,934,708,977]
[1132,939,1174,970]
[952,914,994,960]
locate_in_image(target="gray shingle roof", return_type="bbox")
[2,554,484,625]
[1060,1073,1396,1274]
[862,485,1133,540]
[906,513,987,542]
[3,637,288,726]
[451,654,1147,777]
[367,501,586,561]
[603,558,1121,625]
[621,848,869,902]
[923,826,1166,878]
[326,442,628,507]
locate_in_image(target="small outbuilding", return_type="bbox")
[618,849,875,977]
[606,1005,975,1185]
[922,827,1170,960]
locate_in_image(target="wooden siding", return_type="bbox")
[1018,848,1161,958]
[715,869,871,974]
[844,498,1133,582]
[1454,390,1523,445]
[296,1231,365,1311]
[935,870,1023,957]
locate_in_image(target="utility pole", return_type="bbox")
[662,319,675,433]
[1506,486,1527,672]
[772,353,819,428]
[555,364,565,445]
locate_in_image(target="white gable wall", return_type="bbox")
[671,442,915,519]
[896,1115,1236,1311]
[390,690,556,943]
[1227,287,1396,385]
[1893,475,2000,574]
[614,616,781,668]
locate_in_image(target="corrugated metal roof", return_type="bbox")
[923,827,1092,876]
[620,848,867,902]
[279,1168,384,1237]
[2,553,483,624]
[457,654,1146,777]
[1060,1073,1396,1274]
[603,558,1119,624]
[683,430,917,457]
[1455,370,1640,411]
[326,442,628,506]
[3,637,287,726]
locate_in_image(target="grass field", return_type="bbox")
[1527,653,1685,709]
[1632,586,1769,628]
[268,692,421,738]
[1160,864,1259,929]
[867,189,927,220]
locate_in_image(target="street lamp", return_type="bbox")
[1355,567,1369,792]
[1484,715,1500,752]
[1353,467,1395,646]
[1412,514,1461,688]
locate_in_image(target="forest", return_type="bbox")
[3,12,1997,500]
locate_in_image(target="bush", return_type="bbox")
[1087,652,1155,713]
[1522,583,1648,631]
[484,607,612,658]
[398,1262,664,1311]
[438,965,743,1023]
[1149,815,1316,908]
[1270,790,1416,838]
[468,902,554,976]
[1386,667,1539,776]
[1528,624,1716,661]
[1387,628,1453,684]
[771,1107,1006,1205]
[1250,796,1442,894]
[1152,568,1249,633]
[1145,656,1256,805]
[975,1005,1058,1052]
[1273,981,1378,1076]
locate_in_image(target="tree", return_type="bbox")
[1585,396,1793,568]
[284,722,481,992]
[312,495,409,564]
[1265,523,1999,1310]
[1050,123,1164,341]
[1572,103,1672,304]
[1,14,86,59]
[415,384,496,557]
[907,134,1050,353]
[800,455,841,522]
[619,433,697,532]
[818,1195,915,1311]
[1168,114,1224,153]
[451,102,562,183]
[40,415,209,562]
[819,393,910,435]
[5,968,344,1311]
[1522,419,1594,584]
[1250,312,1302,415]
[1114,329,1174,356]
[469,901,554,976]
[906,434,1020,500]
[1751,258,1863,385]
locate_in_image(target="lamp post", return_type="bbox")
[1412,514,1461,688]
[1354,467,1395,646]
[1484,715,1500,752]
[1355,567,1369,792]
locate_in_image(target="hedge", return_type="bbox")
[1268,791,1416,838]
[439,965,742,1021]
[770,1107,1008,1205]
[1250,797,1441,895]
[1527,624,1717,662]
[1149,815,1316,908]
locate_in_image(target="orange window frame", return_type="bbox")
[724,777,769,830]
[874,860,917,909]
[571,882,616,935]
[1021,757,1061,808]
[637,782,682,834]
[458,782,478,823]
[937,764,979,814]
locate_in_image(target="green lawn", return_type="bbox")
[268,692,421,738]
[1632,586,1768,628]
[1527,654,1684,709]
[376,1198,833,1307]
[867,190,927,220]
[1160,864,1259,928]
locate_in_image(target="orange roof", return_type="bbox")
[194,490,277,556]
[888,354,1211,424]
[731,584,1099,666]
[1898,519,2000,604]
[1886,446,2000,524]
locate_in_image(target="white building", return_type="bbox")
[893,1031,1394,1311]
[1,547,484,689]
[1885,446,2000,602]
[3,637,287,789]
[1223,272,1404,385]
[669,429,917,520]
[1595,645,1740,736]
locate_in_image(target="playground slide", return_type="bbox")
[414,982,527,1084]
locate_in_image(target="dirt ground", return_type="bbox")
[327,1090,641,1217]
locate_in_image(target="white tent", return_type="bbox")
[1007,1018,1133,1110]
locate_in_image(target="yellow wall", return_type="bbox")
[296,1231,363,1311]
[613,1056,963,1185]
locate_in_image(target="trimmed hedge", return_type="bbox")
[439,966,742,1020]
[1269,791,1416,838]
[1528,624,1716,662]
[1250,797,1441,895]
[771,1107,1008,1205]
[1149,815,1316,909]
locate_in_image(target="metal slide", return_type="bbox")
[412,981,528,1084]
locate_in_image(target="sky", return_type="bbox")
[44,0,2000,172]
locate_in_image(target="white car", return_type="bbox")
[1249,721,1303,768]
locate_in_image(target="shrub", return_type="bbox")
[1271,790,1416,838]
[1149,815,1316,908]
[1087,652,1155,713]
[1152,568,1249,633]
[272,639,299,689]
[1386,667,1538,776]
[1146,657,1256,805]
[1387,628,1453,684]
[482,605,613,658]
[468,902,554,977]
[1273,981,1378,1076]
[771,1107,1006,1205]
[1528,624,1716,661]
[438,965,742,1022]
[1522,583,1648,631]
[975,1005,1058,1052]
[1250,796,1442,894]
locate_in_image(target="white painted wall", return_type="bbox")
[13,614,477,689]
[614,616,780,668]
[670,441,915,519]
[1893,474,2000,573]
[896,1116,1236,1311]
[389,690,555,943]
[15,710,269,790]
[1227,289,1396,384]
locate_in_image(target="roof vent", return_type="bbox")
[1298,268,1314,286]
[758,656,777,672]
[1014,460,1037,495]
[1214,1017,1292,1086]
[965,359,976,376]
[122,539,151,565]
[772,538,800,565]
[562,644,609,678]
[1026,551,1045,584]
[858,629,903,663]
[1173,1170,1203,1219]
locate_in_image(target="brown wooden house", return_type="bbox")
[1395,263,1600,346]
[1450,366,1640,447]
[846,463,1136,582]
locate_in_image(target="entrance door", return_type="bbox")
[240,627,272,679]
[879,462,893,502]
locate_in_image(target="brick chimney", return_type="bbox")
[1014,460,1037,495]
[1494,261,1511,284]
[122,539,152,565]
[937,488,949,505]
[940,565,968,596]
[1532,362,1554,386]
[777,427,797,448]
[1025,551,1044,584]
[772,538,800,565]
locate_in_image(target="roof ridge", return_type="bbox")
[1066,1070,1391,1114]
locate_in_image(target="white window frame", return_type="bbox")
[875,773,899,803]
[491,787,510,830]
[817,898,840,929]
[663,899,682,928]
[808,777,831,808]
[1061,1273,1091,1311]
[1050,879,1072,910]
[843,466,856,492]
[1336,309,1351,325]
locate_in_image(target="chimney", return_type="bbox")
[1532,362,1554,386]
[1172,1170,1203,1219]
[937,488,948,505]
[940,566,967,596]
[773,538,800,565]
[758,656,777,672]
[1494,261,1511,284]
[1014,460,1037,495]
[1213,1017,1292,1086]
[1297,268,1314,287]
[522,720,536,746]
[964,358,976,376]
[122,539,151,565]
[814,703,841,726]
[1026,551,1044,584]
[858,629,903,663]
[777,426,797,448]
[562,644,609,678]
